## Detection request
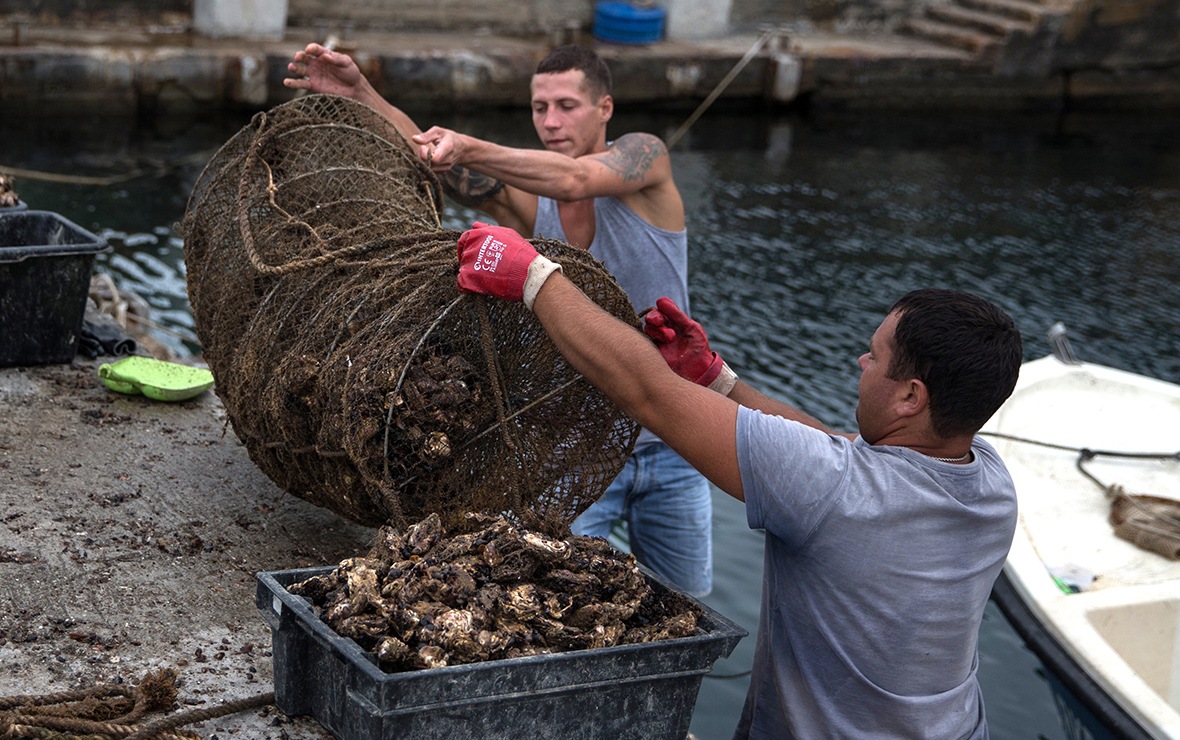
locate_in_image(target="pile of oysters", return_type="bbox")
[0,176,19,207]
[288,512,703,672]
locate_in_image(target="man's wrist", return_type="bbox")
[523,255,562,310]
[707,361,738,396]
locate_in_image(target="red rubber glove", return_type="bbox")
[456,222,561,308]
[643,297,737,394]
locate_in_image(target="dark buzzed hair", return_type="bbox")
[536,45,612,100]
[888,289,1023,438]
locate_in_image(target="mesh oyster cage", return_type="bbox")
[182,94,640,534]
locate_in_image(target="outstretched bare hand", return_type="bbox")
[284,43,366,98]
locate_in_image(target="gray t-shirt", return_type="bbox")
[734,406,1017,740]
[535,195,690,450]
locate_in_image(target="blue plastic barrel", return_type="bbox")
[593,1,665,45]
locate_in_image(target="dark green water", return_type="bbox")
[5,104,1180,740]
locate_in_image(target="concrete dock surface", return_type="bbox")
[0,361,372,739]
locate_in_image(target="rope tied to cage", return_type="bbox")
[476,295,518,453]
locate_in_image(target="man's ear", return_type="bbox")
[599,94,614,123]
[895,378,928,419]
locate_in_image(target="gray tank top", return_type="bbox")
[534,195,691,450]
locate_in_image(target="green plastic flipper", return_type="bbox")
[98,356,214,402]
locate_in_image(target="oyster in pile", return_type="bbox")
[288,512,703,672]
[0,176,19,208]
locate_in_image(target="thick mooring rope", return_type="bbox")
[122,693,274,740]
[0,671,273,740]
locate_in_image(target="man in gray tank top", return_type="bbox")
[286,44,713,595]
[449,234,1024,740]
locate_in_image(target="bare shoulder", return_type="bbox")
[594,133,683,228]
[598,133,670,183]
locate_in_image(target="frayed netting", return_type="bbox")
[182,94,638,535]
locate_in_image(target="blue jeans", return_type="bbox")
[571,441,713,597]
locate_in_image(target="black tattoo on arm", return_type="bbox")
[439,166,506,208]
[599,134,665,183]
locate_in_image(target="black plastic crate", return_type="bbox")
[257,565,745,740]
[0,210,109,366]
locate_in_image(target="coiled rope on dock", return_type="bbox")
[0,670,272,740]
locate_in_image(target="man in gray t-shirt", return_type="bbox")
[448,228,1023,740]
[735,412,1015,738]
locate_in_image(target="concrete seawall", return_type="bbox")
[1,19,1179,117]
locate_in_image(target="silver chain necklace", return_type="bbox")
[930,451,972,463]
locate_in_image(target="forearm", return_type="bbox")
[327,69,422,144]
[288,45,423,144]
[530,273,746,498]
[531,274,663,421]
[453,221,744,498]
[453,136,587,200]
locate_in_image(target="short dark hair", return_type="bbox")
[535,45,612,100]
[887,289,1022,438]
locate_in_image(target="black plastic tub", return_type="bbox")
[257,565,746,740]
[0,210,109,366]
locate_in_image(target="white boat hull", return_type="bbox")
[983,355,1180,740]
